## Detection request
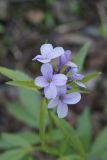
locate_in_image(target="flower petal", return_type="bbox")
[35,76,49,87]
[57,101,68,118]
[40,44,53,56]
[41,63,53,78]
[57,85,67,95]
[72,67,78,73]
[66,61,77,68]
[44,83,57,99]
[75,81,86,88]
[76,74,84,80]
[65,50,71,60]
[60,53,67,66]
[32,55,50,63]
[63,92,81,104]
[48,98,58,109]
[53,74,67,86]
[50,47,64,59]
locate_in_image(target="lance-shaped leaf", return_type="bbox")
[90,127,107,155]
[73,42,91,72]
[0,66,31,81]
[77,107,92,152]
[0,147,33,160]
[6,102,36,128]
[81,72,101,83]
[6,80,39,94]
[1,132,40,148]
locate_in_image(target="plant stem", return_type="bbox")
[39,98,46,147]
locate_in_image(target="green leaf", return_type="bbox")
[0,66,31,81]
[6,80,39,94]
[16,132,40,145]
[99,151,107,160]
[67,82,90,94]
[6,102,36,128]
[49,111,86,159]
[58,155,80,160]
[73,42,91,72]
[1,134,31,147]
[77,107,92,152]
[46,129,63,142]
[18,88,40,122]
[90,127,107,155]
[1,132,40,148]
[0,147,33,160]
[0,138,12,149]
[82,72,101,83]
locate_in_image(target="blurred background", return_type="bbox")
[0,0,107,159]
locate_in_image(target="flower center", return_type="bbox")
[47,78,52,83]
[59,95,64,101]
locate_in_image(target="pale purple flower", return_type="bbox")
[71,67,86,88]
[35,63,67,99]
[33,44,64,63]
[60,50,77,67]
[48,85,81,118]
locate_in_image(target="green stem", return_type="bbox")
[39,98,46,147]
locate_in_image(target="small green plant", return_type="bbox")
[0,43,102,160]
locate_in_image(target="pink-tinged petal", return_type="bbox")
[57,101,68,118]
[66,61,77,68]
[63,92,81,104]
[41,63,53,78]
[48,98,58,109]
[53,74,67,86]
[75,81,86,88]
[44,83,57,99]
[57,85,67,95]
[40,44,53,56]
[50,47,64,59]
[32,55,50,63]
[35,76,49,87]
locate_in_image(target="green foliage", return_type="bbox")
[6,102,36,128]
[98,24,107,37]
[82,72,101,83]
[49,111,86,159]
[0,43,102,160]
[0,67,31,81]
[90,127,107,156]
[69,2,81,15]
[1,132,40,148]
[58,155,80,160]
[0,66,39,94]
[6,88,45,128]
[77,108,92,151]
[0,147,33,160]
[39,98,48,146]
[0,24,5,34]
[6,81,39,94]
[44,12,55,29]
[18,88,40,118]
[73,42,91,72]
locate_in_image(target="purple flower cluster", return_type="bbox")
[33,44,86,118]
